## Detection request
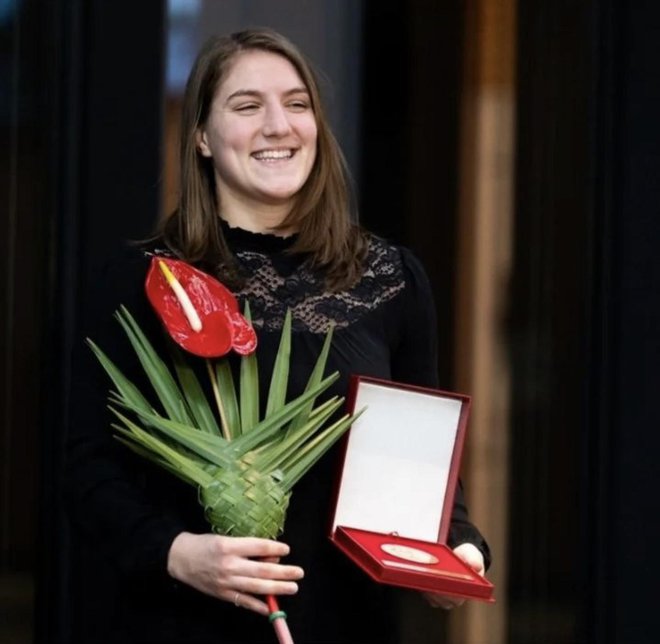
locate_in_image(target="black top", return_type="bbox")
[66,223,490,644]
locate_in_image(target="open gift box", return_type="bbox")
[329,376,494,602]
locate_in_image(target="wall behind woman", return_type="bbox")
[33,1,168,642]
[0,0,54,641]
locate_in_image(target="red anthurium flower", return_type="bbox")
[145,257,257,357]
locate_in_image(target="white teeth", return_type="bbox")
[253,149,293,160]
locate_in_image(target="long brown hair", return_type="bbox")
[159,27,369,290]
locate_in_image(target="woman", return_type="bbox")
[67,28,490,643]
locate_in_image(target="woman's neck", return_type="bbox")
[217,192,298,237]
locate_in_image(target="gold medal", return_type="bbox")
[380,543,439,565]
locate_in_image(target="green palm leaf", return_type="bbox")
[284,322,334,438]
[281,408,366,489]
[240,302,259,433]
[266,309,291,417]
[170,345,221,435]
[214,360,241,439]
[115,306,192,425]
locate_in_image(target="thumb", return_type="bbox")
[452,543,485,576]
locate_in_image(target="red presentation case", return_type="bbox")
[329,376,494,602]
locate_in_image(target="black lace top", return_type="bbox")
[66,223,490,644]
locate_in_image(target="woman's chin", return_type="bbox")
[254,186,303,207]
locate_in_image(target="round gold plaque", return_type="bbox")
[380,543,439,565]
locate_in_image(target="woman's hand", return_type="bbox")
[167,531,304,616]
[422,543,485,610]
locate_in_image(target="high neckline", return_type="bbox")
[219,218,298,253]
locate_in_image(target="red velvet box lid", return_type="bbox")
[329,376,494,602]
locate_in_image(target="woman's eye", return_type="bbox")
[235,103,259,112]
[288,101,309,111]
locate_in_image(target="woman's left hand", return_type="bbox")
[422,543,485,610]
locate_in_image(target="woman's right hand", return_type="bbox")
[166,531,304,615]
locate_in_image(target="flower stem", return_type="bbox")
[267,595,294,644]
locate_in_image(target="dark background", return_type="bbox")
[1,1,659,642]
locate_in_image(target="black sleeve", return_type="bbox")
[65,246,187,579]
[390,247,492,570]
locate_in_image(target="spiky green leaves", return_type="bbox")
[88,305,361,538]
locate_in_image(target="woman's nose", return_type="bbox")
[262,104,292,137]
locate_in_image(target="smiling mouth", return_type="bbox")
[252,149,296,161]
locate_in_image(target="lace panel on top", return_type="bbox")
[235,237,405,334]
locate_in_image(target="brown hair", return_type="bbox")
[159,27,369,290]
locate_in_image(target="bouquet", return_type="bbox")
[88,257,363,643]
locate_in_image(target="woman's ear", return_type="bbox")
[195,128,212,157]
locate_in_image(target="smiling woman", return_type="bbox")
[196,50,318,230]
[65,27,491,644]
[163,28,368,293]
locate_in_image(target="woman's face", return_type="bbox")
[197,50,318,218]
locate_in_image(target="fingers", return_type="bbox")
[214,542,303,589]
[226,536,292,559]
[216,552,302,616]
[222,577,294,616]
[239,557,304,582]
[167,533,304,617]
[420,544,486,611]
[422,591,465,610]
[220,560,301,617]
[217,555,302,593]
[221,589,270,616]
[436,598,465,610]
[452,543,485,576]
[217,541,304,581]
